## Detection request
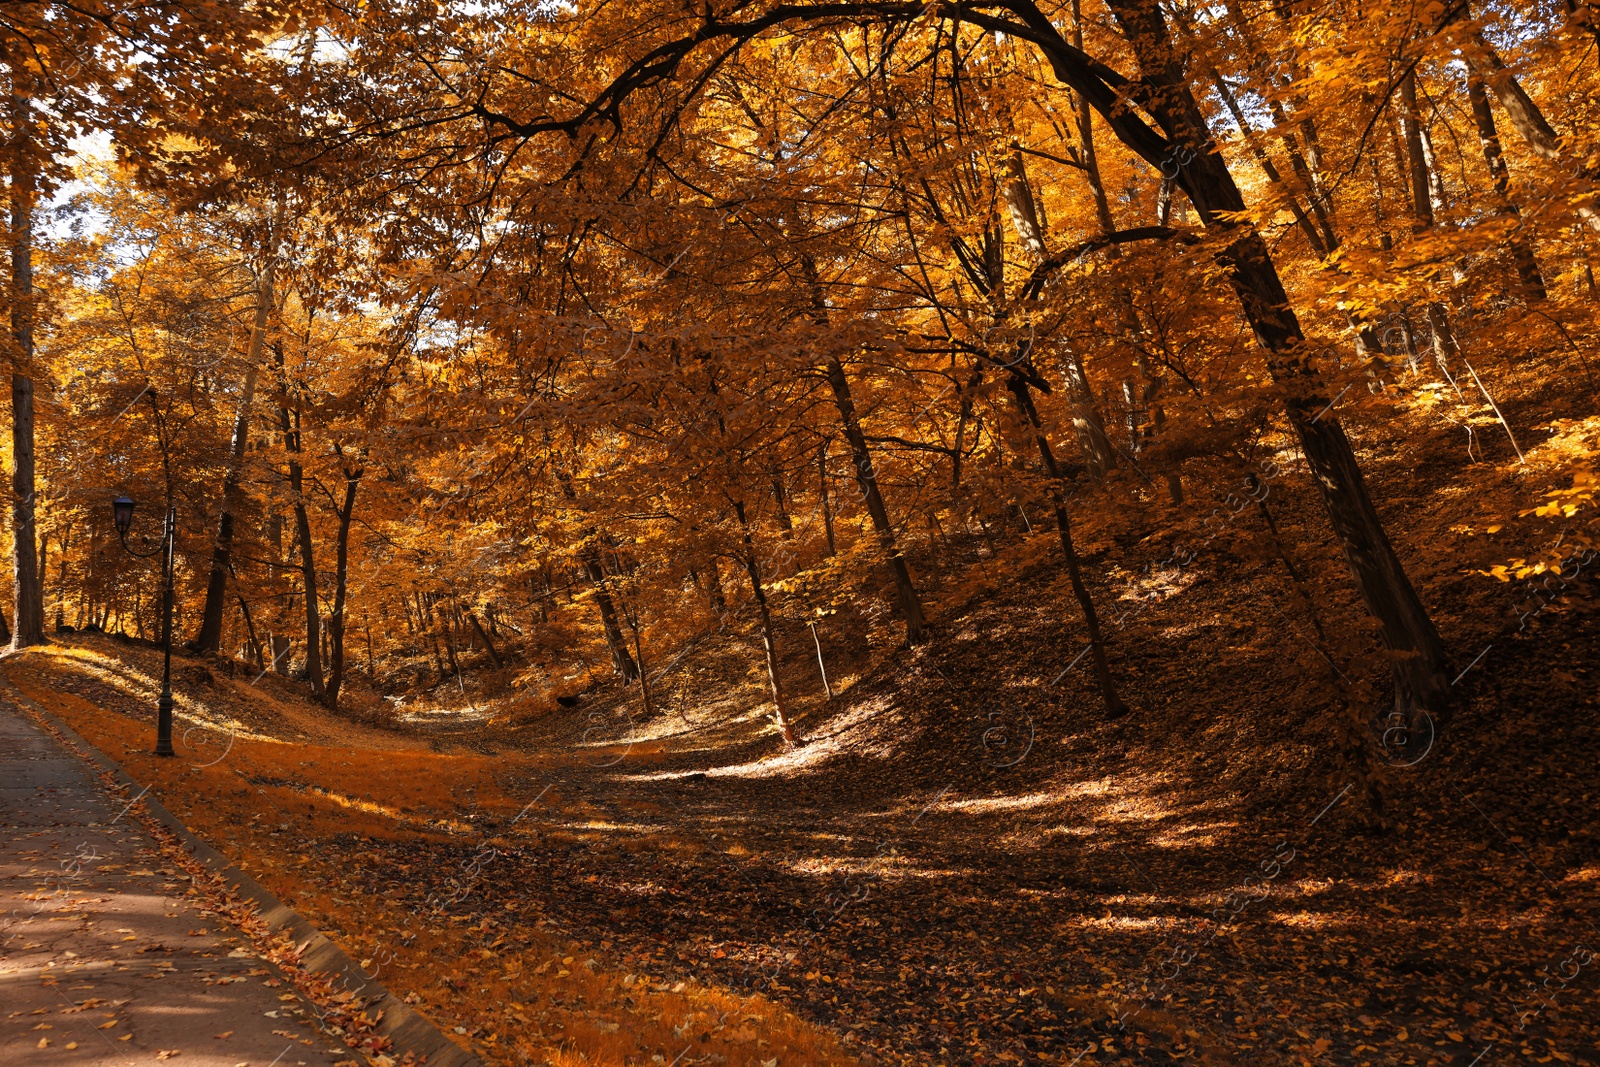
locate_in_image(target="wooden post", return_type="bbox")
[808,620,833,700]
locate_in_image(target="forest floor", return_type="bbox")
[6,355,1600,1067]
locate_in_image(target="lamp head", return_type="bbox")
[112,495,136,535]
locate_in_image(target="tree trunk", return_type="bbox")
[53,525,67,631]
[1399,71,1465,382]
[1210,68,1328,254]
[1082,0,1450,727]
[1465,69,1546,299]
[818,441,836,556]
[464,605,503,667]
[771,477,793,534]
[321,470,360,709]
[1398,71,1436,231]
[9,85,43,649]
[424,608,447,684]
[825,355,927,645]
[582,550,639,681]
[706,557,727,614]
[950,364,984,489]
[630,616,654,719]
[1070,0,1118,237]
[438,602,461,683]
[236,594,264,673]
[735,501,798,746]
[195,261,272,652]
[1464,31,1600,232]
[37,533,47,628]
[278,398,323,696]
[1059,353,1116,478]
[271,633,291,675]
[556,472,640,680]
[1004,373,1129,719]
[999,146,1118,478]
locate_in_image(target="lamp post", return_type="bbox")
[112,495,177,757]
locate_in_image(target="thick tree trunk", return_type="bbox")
[825,355,927,644]
[1078,0,1451,727]
[9,87,43,649]
[195,261,272,652]
[269,633,289,675]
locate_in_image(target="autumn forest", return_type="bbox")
[1,0,1598,1065]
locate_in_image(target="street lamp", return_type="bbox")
[112,495,177,757]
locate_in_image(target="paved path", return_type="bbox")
[0,693,349,1067]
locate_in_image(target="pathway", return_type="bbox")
[0,693,349,1067]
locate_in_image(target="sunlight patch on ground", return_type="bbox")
[396,702,494,726]
[33,643,270,742]
[780,852,962,884]
[1267,909,1333,929]
[935,791,1060,815]
[639,696,898,780]
[1053,777,1119,799]
[1146,821,1239,849]
[1053,915,1167,932]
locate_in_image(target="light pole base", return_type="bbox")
[154,694,176,757]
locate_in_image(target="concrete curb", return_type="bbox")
[0,671,481,1067]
